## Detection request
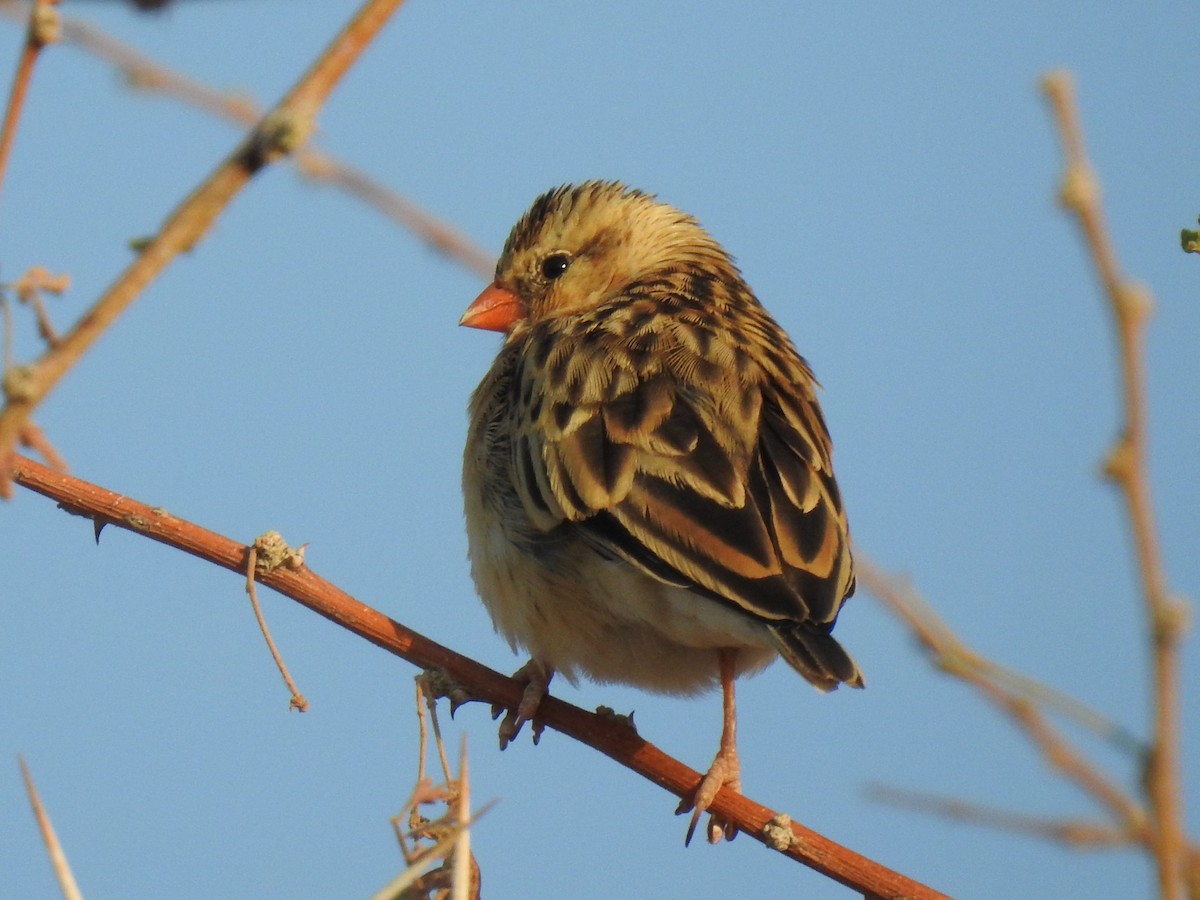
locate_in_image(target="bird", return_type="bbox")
[460,181,862,845]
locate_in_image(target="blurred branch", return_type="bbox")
[0,0,407,498]
[0,0,58,211]
[376,730,481,900]
[1042,70,1190,900]
[0,1,495,279]
[11,453,949,900]
[857,558,1152,844]
[867,784,1132,850]
[19,755,83,900]
[0,270,70,473]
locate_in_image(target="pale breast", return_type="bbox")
[464,337,780,694]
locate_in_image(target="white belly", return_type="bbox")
[467,515,777,695]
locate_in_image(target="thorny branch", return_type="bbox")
[0,5,1191,896]
[11,453,948,900]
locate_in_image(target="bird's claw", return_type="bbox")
[676,746,741,846]
[496,660,553,750]
[416,668,476,718]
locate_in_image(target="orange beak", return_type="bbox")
[460,282,525,333]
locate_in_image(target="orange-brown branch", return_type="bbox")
[0,0,407,497]
[1042,70,1188,900]
[0,5,495,279]
[11,453,948,900]
[857,558,1151,844]
[0,0,58,211]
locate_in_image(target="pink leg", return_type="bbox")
[678,648,742,845]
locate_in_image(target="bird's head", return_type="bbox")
[460,181,735,334]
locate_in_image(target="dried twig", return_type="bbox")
[12,453,949,900]
[858,558,1153,846]
[867,784,1131,849]
[0,0,408,497]
[0,0,58,210]
[1042,70,1190,900]
[245,532,309,712]
[19,755,83,900]
[451,738,474,900]
[0,3,495,280]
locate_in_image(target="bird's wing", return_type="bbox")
[508,295,854,630]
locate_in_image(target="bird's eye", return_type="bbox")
[540,253,571,281]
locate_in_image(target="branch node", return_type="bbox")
[762,814,797,852]
[31,4,61,49]
[1100,433,1133,485]
[1152,595,1191,646]
[251,530,307,572]
[1114,281,1153,325]
[250,109,314,168]
[1058,164,1097,216]
[3,364,37,402]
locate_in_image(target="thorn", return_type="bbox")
[595,705,638,734]
[93,518,106,543]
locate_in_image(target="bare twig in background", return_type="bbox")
[1,271,69,472]
[19,755,83,900]
[11,453,950,900]
[858,73,1196,899]
[0,0,58,210]
[858,558,1153,847]
[1,6,1190,895]
[294,153,495,279]
[867,784,1130,850]
[1042,70,1190,900]
[0,1,495,280]
[859,556,1142,753]
[14,418,63,469]
[10,266,70,346]
[0,0,408,497]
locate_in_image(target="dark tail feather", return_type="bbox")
[768,623,864,692]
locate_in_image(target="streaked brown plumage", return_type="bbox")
[462,181,861,843]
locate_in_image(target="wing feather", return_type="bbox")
[507,292,854,636]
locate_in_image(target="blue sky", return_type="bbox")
[2,3,1197,898]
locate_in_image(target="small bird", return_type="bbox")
[461,181,862,844]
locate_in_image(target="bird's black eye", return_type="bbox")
[540,253,571,281]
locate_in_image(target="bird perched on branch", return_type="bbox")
[461,181,862,844]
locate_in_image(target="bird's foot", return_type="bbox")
[676,744,741,846]
[493,659,553,750]
[416,668,476,717]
